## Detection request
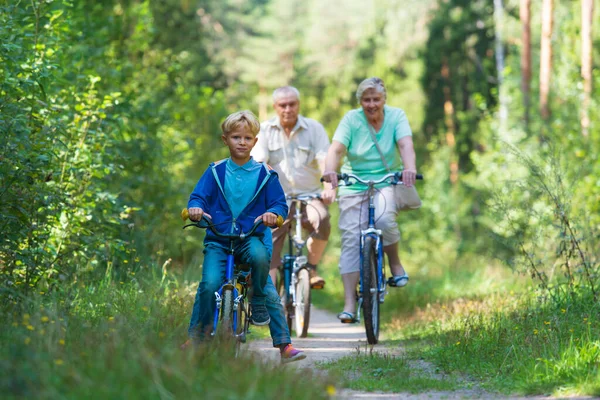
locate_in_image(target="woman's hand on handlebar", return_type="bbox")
[321,170,339,189]
[255,212,280,227]
[188,207,212,221]
[402,169,417,188]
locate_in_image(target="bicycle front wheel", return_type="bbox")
[294,268,311,338]
[221,288,235,336]
[361,236,380,344]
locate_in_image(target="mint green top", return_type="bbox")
[332,105,412,196]
[224,158,262,218]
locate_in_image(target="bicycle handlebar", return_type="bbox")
[181,209,284,240]
[285,193,322,202]
[320,171,423,187]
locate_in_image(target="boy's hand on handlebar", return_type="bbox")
[321,171,339,189]
[321,187,336,205]
[255,212,279,227]
[188,207,212,221]
[402,169,417,187]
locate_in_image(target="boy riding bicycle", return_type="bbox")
[183,110,305,363]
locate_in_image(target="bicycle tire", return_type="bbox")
[221,288,235,336]
[294,268,311,338]
[361,236,380,344]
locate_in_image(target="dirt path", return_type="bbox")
[247,306,572,400]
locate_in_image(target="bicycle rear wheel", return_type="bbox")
[294,268,311,338]
[361,236,380,344]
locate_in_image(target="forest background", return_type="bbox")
[1,0,599,398]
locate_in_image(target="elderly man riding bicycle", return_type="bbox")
[251,86,336,289]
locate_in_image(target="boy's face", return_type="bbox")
[222,127,258,161]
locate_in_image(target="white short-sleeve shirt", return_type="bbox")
[251,115,330,195]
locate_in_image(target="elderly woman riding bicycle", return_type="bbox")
[322,77,422,323]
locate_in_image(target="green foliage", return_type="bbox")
[0,266,331,399]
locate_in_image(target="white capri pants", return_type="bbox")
[338,185,416,274]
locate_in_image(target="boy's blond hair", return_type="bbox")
[221,110,261,136]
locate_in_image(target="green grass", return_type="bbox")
[1,266,331,399]
[394,291,600,397]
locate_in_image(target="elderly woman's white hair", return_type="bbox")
[272,86,301,103]
[355,77,387,103]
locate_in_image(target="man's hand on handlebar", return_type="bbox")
[320,187,336,205]
[254,212,280,227]
[188,207,212,222]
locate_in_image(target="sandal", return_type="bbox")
[387,273,409,288]
[337,311,357,323]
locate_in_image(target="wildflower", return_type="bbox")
[326,385,336,396]
[59,339,65,346]
[544,321,550,325]
[583,318,588,322]
[23,313,30,320]
[24,337,31,345]
[533,329,539,335]
[54,359,64,366]
[142,306,149,312]
[569,329,574,333]
[455,341,461,345]
[41,316,49,323]
[27,325,35,331]
[108,317,115,322]
[561,309,566,313]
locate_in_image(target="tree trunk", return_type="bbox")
[494,0,507,133]
[540,0,553,121]
[441,59,458,185]
[581,0,594,137]
[520,0,532,128]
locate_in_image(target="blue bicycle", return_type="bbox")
[334,171,422,344]
[279,193,322,338]
[182,209,282,350]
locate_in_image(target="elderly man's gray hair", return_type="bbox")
[355,77,387,103]
[272,86,301,103]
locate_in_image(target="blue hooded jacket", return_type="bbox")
[188,158,288,244]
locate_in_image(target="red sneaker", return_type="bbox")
[280,344,307,364]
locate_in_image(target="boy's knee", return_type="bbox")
[247,246,270,266]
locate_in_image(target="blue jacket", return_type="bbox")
[188,158,288,244]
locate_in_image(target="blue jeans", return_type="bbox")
[188,237,290,347]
